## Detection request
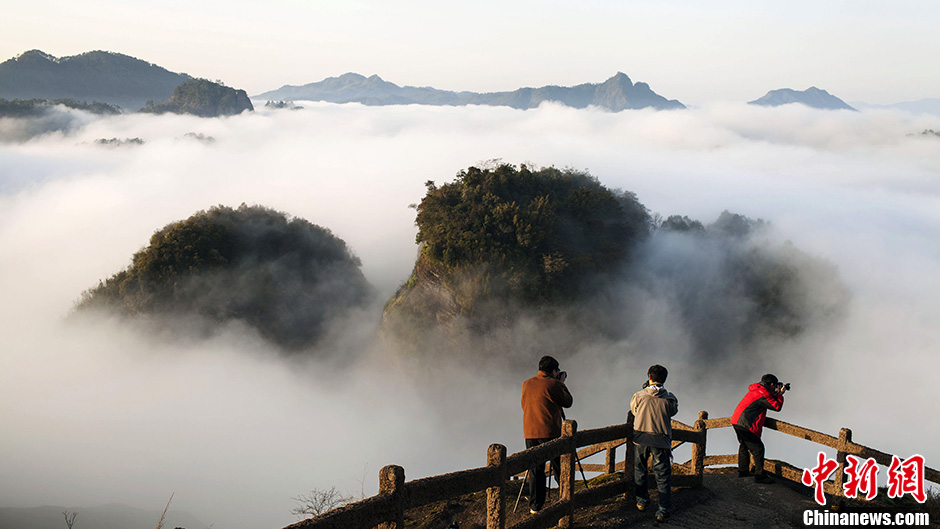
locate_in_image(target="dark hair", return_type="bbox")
[648,364,668,384]
[761,373,779,388]
[539,355,560,373]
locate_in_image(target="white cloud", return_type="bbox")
[1,102,938,527]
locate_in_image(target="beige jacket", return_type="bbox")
[630,384,679,449]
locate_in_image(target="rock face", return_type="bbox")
[256,72,685,111]
[748,87,856,111]
[76,204,373,352]
[142,78,253,117]
[0,50,191,111]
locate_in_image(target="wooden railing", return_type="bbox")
[701,415,940,498]
[283,411,937,529]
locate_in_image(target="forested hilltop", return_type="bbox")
[142,78,253,117]
[75,205,373,352]
[382,164,847,366]
[0,50,191,111]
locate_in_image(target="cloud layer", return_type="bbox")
[1,101,938,528]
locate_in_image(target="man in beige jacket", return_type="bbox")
[630,364,678,522]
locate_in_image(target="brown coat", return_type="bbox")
[521,372,573,439]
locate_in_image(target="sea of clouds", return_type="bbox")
[1,101,938,528]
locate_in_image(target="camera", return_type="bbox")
[556,370,567,380]
[777,382,791,392]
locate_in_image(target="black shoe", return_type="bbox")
[655,512,669,522]
[754,474,775,484]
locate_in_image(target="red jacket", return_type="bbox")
[521,372,573,439]
[731,383,784,437]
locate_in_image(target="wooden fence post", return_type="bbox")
[486,444,507,529]
[378,465,405,529]
[605,443,617,475]
[691,411,708,487]
[833,428,852,498]
[559,420,577,528]
[624,420,635,502]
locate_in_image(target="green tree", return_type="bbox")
[76,204,373,351]
[411,163,649,306]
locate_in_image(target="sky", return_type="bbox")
[1,0,939,106]
[2,2,940,528]
[1,101,939,528]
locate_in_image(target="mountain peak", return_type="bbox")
[749,87,856,111]
[336,72,367,81]
[15,49,58,63]
[606,72,634,86]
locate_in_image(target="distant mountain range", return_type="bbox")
[0,503,204,529]
[1,49,936,114]
[0,50,191,111]
[255,72,687,111]
[851,98,940,116]
[748,87,856,111]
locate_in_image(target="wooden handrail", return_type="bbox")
[699,416,940,490]
[284,412,937,529]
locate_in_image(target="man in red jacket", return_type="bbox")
[521,355,573,513]
[731,374,786,484]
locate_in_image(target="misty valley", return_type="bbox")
[1,99,939,529]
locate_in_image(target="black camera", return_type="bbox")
[777,382,791,392]
[556,370,567,380]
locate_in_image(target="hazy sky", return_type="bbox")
[1,101,939,528]
[2,0,939,105]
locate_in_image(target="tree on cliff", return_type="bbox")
[413,164,649,305]
[382,164,650,347]
[76,204,373,351]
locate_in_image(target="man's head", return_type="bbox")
[761,373,779,390]
[648,364,668,385]
[538,355,560,374]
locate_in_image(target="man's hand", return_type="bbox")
[558,370,568,383]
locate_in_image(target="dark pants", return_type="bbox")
[734,425,766,476]
[525,438,561,511]
[634,443,672,516]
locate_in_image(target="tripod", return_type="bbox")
[512,442,591,513]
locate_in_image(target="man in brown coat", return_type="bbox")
[521,355,573,513]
